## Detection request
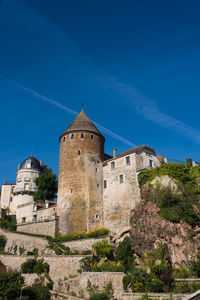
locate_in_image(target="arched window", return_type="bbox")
[70,134,74,140]
[81,133,84,139]
[63,136,66,142]
[91,135,94,140]
[70,188,74,194]
[78,150,81,155]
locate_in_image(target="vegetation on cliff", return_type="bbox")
[138,163,200,227]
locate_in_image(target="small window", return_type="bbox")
[104,180,107,188]
[24,183,29,191]
[78,150,81,155]
[81,133,84,139]
[10,197,13,202]
[22,217,26,223]
[91,135,94,140]
[70,188,74,194]
[70,134,74,139]
[126,156,130,165]
[33,215,37,221]
[111,162,115,170]
[149,160,153,168]
[63,136,66,142]
[95,213,99,220]
[95,168,98,172]
[119,175,123,184]
[97,183,100,189]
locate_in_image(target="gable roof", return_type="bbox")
[103,145,156,165]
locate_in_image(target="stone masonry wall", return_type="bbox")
[17,218,58,236]
[0,229,48,255]
[103,153,141,234]
[57,272,124,299]
[0,255,83,282]
[63,237,109,252]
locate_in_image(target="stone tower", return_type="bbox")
[57,110,105,234]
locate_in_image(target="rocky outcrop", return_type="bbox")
[130,201,200,267]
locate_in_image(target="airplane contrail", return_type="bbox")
[11,81,137,148]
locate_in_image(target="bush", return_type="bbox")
[21,259,37,273]
[23,283,50,300]
[189,252,200,277]
[149,279,165,292]
[34,259,50,275]
[21,259,49,275]
[90,292,108,300]
[52,227,109,242]
[92,239,112,258]
[0,269,24,299]
[91,260,124,272]
[79,256,94,273]
[0,234,7,251]
[0,214,16,231]
[115,237,135,272]
[172,266,190,279]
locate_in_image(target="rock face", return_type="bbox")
[130,201,200,266]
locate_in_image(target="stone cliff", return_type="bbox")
[130,200,200,267]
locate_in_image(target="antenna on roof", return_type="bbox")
[31,150,34,157]
[81,102,84,111]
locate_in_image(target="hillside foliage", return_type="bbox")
[138,163,200,227]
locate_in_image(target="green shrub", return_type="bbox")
[0,234,7,251]
[172,282,200,294]
[91,260,124,272]
[78,256,94,273]
[21,259,37,273]
[0,269,24,299]
[172,266,190,279]
[189,252,200,277]
[123,268,152,292]
[149,279,165,292]
[90,292,108,300]
[23,283,50,300]
[0,214,16,231]
[21,259,49,275]
[115,237,135,272]
[92,239,112,258]
[34,259,49,275]
[52,227,109,242]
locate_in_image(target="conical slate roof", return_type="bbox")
[64,110,103,137]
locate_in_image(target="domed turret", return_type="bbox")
[14,156,43,195]
[18,156,43,171]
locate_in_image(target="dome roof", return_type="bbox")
[62,110,104,139]
[18,156,43,171]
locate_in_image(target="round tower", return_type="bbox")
[57,110,105,234]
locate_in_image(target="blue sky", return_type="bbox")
[1,0,200,184]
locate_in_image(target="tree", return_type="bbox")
[0,269,24,299]
[33,168,57,203]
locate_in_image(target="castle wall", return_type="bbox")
[17,217,58,236]
[0,229,48,255]
[57,130,104,234]
[0,255,83,282]
[103,153,141,234]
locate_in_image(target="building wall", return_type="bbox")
[57,130,104,234]
[0,184,15,214]
[103,153,141,233]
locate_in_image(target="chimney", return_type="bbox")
[164,157,168,163]
[113,148,117,158]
